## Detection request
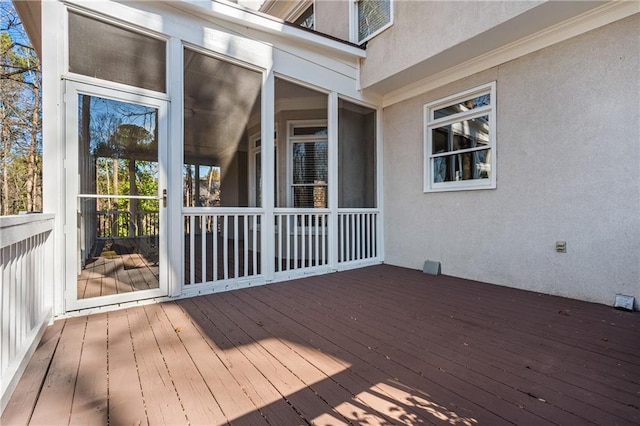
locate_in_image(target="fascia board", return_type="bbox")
[170,0,366,59]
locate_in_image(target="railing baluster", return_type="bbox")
[213,215,218,282]
[189,215,195,285]
[223,215,229,280]
[244,215,249,278]
[276,215,282,272]
[293,214,298,270]
[201,215,207,284]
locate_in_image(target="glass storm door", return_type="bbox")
[65,82,168,310]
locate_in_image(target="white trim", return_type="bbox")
[167,36,183,298]
[63,81,170,311]
[382,1,639,107]
[262,70,276,282]
[423,81,496,193]
[171,0,366,58]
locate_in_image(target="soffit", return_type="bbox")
[363,1,628,105]
[13,0,42,56]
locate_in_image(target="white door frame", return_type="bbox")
[63,81,169,311]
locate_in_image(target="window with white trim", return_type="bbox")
[288,121,328,208]
[352,0,393,44]
[424,82,496,192]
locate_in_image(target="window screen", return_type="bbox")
[357,0,392,43]
[68,12,166,92]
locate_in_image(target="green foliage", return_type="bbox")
[1,0,41,215]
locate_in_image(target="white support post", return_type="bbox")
[261,70,276,282]
[328,92,339,271]
[41,0,65,315]
[375,107,385,262]
[167,37,184,296]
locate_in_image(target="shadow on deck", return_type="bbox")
[3,265,639,425]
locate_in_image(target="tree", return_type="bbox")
[0,0,41,215]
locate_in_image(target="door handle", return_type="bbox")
[162,189,167,208]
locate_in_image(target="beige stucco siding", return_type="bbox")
[361,0,542,88]
[383,14,640,306]
[314,0,350,41]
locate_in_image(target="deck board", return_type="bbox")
[3,265,639,425]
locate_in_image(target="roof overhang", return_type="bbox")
[167,0,365,58]
[13,0,42,56]
[368,0,639,107]
[12,0,365,61]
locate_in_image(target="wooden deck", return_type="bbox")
[3,265,639,425]
[77,237,159,299]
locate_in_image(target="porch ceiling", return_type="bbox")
[3,265,639,425]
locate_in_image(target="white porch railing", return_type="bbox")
[0,214,54,414]
[182,208,380,290]
[338,209,379,265]
[274,209,330,274]
[183,208,263,287]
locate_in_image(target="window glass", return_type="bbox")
[434,94,491,120]
[425,83,495,191]
[357,0,392,43]
[68,12,166,92]
[431,115,490,154]
[294,6,314,30]
[292,140,328,208]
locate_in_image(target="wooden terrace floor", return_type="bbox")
[3,265,639,425]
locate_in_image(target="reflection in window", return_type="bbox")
[292,139,328,208]
[424,82,496,191]
[78,94,159,206]
[293,6,314,30]
[356,0,392,44]
[434,94,490,120]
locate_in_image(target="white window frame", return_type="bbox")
[423,82,496,193]
[287,120,328,208]
[350,0,394,45]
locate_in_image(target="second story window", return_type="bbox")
[353,0,392,44]
[293,5,314,30]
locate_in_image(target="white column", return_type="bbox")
[375,107,385,262]
[261,70,275,282]
[328,92,339,271]
[41,1,65,315]
[167,37,183,297]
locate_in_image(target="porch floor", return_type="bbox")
[78,237,159,299]
[3,265,639,425]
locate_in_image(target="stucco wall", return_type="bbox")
[314,0,350,41]
[361,0,541,87]
[383,15,640,307]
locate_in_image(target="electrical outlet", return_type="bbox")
[555,241,566,253]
